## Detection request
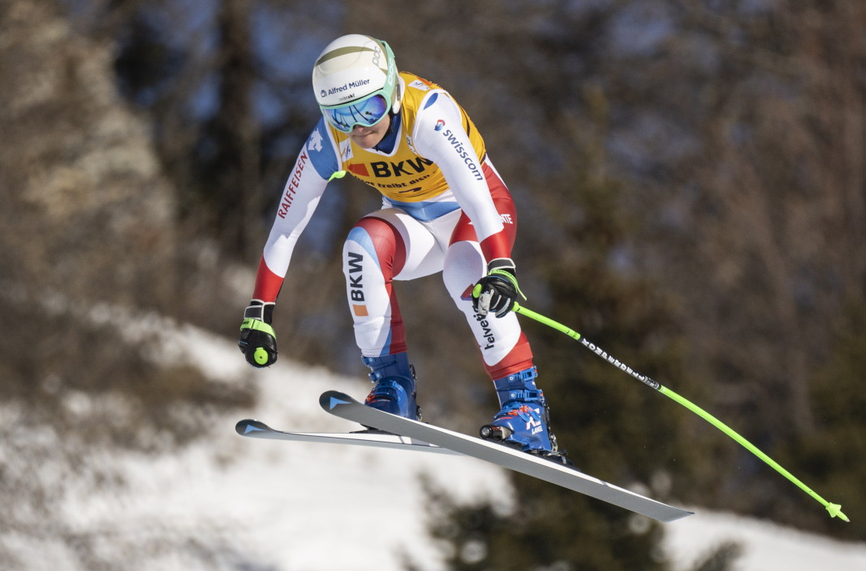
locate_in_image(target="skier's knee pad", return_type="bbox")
[343,216,405,279]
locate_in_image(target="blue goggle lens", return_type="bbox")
[323,94,389,133]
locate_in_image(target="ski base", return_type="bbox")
[319,390,694,523]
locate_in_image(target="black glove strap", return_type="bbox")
[244,300,275,323]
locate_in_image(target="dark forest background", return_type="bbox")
[1,0,864,569]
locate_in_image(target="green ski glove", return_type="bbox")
[238,300,278,368]
[472,258,525,318]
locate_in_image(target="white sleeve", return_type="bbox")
[261,147,330,278]
[411,93,505,243]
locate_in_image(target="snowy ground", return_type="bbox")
[665,511,866,571]
[4,320,865,570]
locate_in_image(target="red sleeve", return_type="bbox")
[252,257,285,302]
[479,231,511,263]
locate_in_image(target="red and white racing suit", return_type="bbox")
[250,72,533,381]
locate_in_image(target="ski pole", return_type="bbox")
[512,302,849,522]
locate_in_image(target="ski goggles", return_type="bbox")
[321,93,389,133]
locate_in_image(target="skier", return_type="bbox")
[238,34,560,456]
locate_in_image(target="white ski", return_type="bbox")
[319,390,694,523]
[235,419,460,455]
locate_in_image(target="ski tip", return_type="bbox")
[235,419,268,436]
[826,503,850,522]
[318,390,353,412]
[666,509,696,522]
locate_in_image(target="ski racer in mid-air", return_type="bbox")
[238,34,562,458]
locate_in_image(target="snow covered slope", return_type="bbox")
[4,320,863,570]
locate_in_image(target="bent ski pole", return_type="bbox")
[512,302,849,522]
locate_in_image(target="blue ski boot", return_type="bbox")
[362,352,421,420]
[480,366,565,460]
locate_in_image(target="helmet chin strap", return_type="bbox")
[374,79,403,148]
[373,108,397,153]
[374,109,401,152]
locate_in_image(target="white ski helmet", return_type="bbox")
[312,34,400,132]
